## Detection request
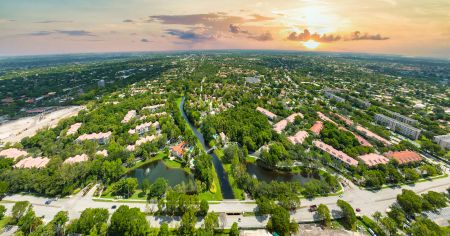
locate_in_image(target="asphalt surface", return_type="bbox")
[1,167,449,229]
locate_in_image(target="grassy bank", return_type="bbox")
[214,149,245,200]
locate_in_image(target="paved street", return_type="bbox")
[1,167,449,228]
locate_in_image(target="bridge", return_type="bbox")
[206,146,216,154]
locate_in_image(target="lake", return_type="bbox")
[246,162,320,184]
[127,160,193,188]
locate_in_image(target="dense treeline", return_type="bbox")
[201,106,272,151]
[321,122,373,158]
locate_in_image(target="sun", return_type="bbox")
[303,40,320,49]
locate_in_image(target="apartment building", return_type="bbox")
[374,114,421,140]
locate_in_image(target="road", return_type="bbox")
[2,167,449,228]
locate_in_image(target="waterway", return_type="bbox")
[127,160,193,188]
[179,97,235,199]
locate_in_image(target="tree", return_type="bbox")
[12,201,30,224]
[178,209,196,235]
[18,207,42,235]
[148,177,168,199]
[403,168,420,182]
[198,199,209,216]
[266,206,293,236]
[158,223,169,236]
[397,189,423,215]
[372,211,382,223]
[0,205,6,219]
[336,200,356,230]
[256,197,274,214]
[112,178,138,198]
[317,204,331,228]
[230,222,239,236]
[76,208,109,235]
[387,205,405,228]
[109,205,149,236]
[141,179,151,194]
[380,216,397,236]
[408,216,445,236]
[193,154,213,188]
[421,191,448,211]
[0,181,8,198]
[50,211,69,236]
[202,212,219,234]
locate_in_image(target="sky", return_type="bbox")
[0,0,449,58]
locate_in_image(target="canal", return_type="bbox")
[179,97,235,199]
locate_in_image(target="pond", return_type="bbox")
[127,160,193,188]
[246,162,320,185]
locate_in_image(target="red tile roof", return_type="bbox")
[172,141,186,156]
[310,121,324,135]
[384,151,422,164]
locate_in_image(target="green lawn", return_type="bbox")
[214,148,245,200]
[0,216,11,231]
[126,152,166,173]
[198,165,223,201]
[246,156,257,163]
[163,159,182,169]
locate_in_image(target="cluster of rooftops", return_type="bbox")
[0,104,168,169]
[256,107,423,167]
[0,148,102,169]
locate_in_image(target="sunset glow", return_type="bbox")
[0,0,448,58]
[303,40,320,49]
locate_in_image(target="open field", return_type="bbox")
[0,106,85,144]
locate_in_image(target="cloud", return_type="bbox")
[229,24,248,34]
[248,32,273,41]
[287,29,389,42]
[165,29,215,42]
[250,14,274,21]
[29,31,53,36]
[287,29,341,42]
[141,38,151,42]
[34,20,72,24]
[123,19,134,23]
[147,12,273,31]
[28,30,96,37]
[349,31,389,40]
[55,30,95,36]
[0,19,16,24]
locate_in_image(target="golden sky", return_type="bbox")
[0,0,449,58]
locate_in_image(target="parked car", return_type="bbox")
[309,205,317,212]
[356,208,361,212]
[111,205,117,209]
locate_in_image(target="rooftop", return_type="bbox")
[256,107,277,120]
[0,148,29,160]
[64,154,89,164]
[122,110,137,123]
[356,125,392,146]
[288,130,309,145]
[14,156,50,169]
[76,131,112,141]
[273,113,303,133]
[172,141,187,156]
[358,153,390,167]
[384,150,422,164]
[310,121,324,135]
[67,122,82,135]
[313,140,358,166]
